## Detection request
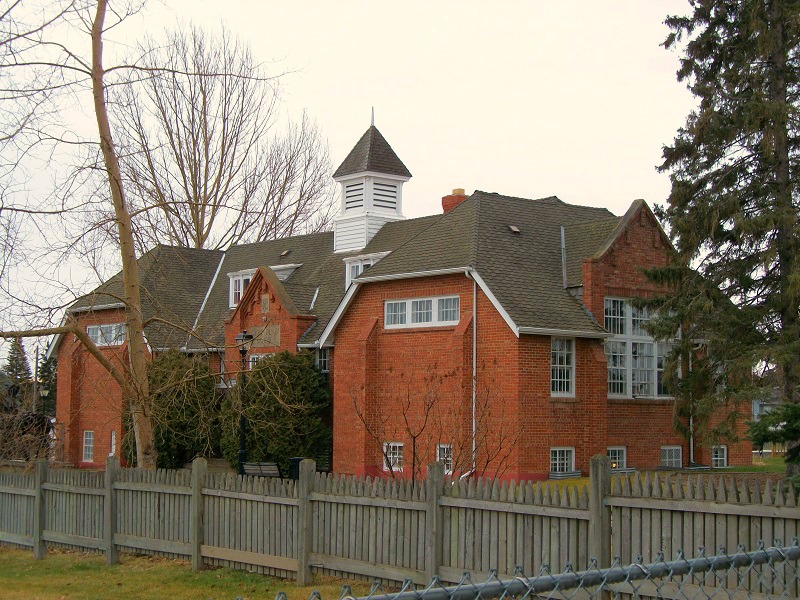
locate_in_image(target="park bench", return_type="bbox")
[242,462,284,478]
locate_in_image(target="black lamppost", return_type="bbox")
[235,330,254,475]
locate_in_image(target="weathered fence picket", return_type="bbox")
[1,455,797,596]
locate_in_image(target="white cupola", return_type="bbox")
[332,125,411,252]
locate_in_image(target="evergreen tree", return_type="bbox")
[37,357,57,417]
[655,1,800,475]
[5,338,31,385]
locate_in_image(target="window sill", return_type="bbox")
[549,470,581,480]
[608,397,674,405]
[383,325,457,334]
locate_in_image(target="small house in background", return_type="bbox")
[52,124,752,478]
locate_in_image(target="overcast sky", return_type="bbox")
[139,0,695,219]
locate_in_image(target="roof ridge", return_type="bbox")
[229,230,333,251]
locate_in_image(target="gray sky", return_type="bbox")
[142,0,694,219]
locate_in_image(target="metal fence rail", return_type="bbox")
[299,540,800,600]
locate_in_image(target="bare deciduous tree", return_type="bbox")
[112,24,335,251]
[352,362,518,481]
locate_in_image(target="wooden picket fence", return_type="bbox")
[0,456,797,594]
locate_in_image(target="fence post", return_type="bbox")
[32,459,48,560]
[105,456,119,565]
[425,461,445,582]
[296,459,315,585]
[589,454,611,569]
[190,457,207,572]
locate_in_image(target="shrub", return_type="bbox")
[220,350,331,473]
[124,350,221,468]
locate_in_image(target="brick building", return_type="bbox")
[53,125,751,476]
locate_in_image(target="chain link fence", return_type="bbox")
[278,540,800,600]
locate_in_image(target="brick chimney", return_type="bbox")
[442,188,468,214]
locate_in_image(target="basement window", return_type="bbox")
[711,445,728,468]
[384,295,460,329]
[660,446,682,468]
[607,446,626,470]
[383,442,404,472]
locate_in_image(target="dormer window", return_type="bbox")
[229,269,256,308]
[344,252,390,289]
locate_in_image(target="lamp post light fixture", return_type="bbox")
[235,330,254,475]
[39,388,49,415]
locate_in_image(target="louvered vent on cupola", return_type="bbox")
[344,181,365,211]
[373,181,398,210]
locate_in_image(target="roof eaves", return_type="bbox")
[68,301,126,314]
[469,270,519,337]
[356,266,470,284]
[518,326,610,339]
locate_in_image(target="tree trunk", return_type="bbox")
[766,0,799,477]
[90,0,155,468]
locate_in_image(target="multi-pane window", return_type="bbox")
[384,296,460,329]
[604,298,673,398]
[316,348,330,373]
[606,341,627,395]
[86,323,126,347]
[411,299,433,324]
[82,430,94,462]
[385,301,407,326]
[550,447,575,473]
[550,337,574,396]
[711,445,728,468]
[229,271,255,307]
[436,444,453,474]
[438,297,460,322]
[346,259,373,289]
[383,442,404,472]
[247,354,272,369]
[607,446,626,470]
[660,446,682,468]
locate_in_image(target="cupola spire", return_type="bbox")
[332,124,411,252]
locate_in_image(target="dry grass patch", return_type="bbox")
[0,546,373,600]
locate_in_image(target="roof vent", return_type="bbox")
[508,225,521,234]
[280,250,291,257]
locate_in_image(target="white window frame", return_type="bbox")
[229,269,256,308]
[86,323,126,347]
[604,298,673,399]
[660,445,682,468]
[550,337,575,397]
[549,447,575,473]
[247,353,273,370]
[344,252,389,289]
[384,295,461,329]
[436,443,453,474]
[382,441,404,472]
[82,430,94,462]
[711,445,728,468]
[316,348,330,373]
[109,430,116,457]
[607,446,627,470]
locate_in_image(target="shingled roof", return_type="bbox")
[65,191,634,351]
[332,126,412,179]
[354,192,622,335]
[68,245,224,350]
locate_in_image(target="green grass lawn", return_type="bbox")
[718,454,787,473]
[0,547,373,600]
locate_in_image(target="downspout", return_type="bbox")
[464,271,478,476]
[560,225,568,289]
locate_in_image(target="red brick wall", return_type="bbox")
[519,336,609,479]
[223,273,316,376]
[56,309,127,468]
[334,274,496,478]
[584,204,751,468]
